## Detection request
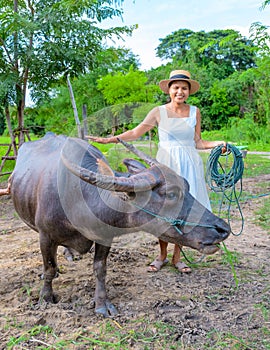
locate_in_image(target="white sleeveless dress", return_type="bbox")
[156,105,211,211]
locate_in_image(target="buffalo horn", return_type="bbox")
[61,152,159,193]
[117,138,159,166]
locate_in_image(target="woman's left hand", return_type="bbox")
[221,142,229,154]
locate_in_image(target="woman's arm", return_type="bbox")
[86,107,159,144]
[194,108,226,150]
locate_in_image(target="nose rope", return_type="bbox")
[132,203,216,235]
[133,203,209,264]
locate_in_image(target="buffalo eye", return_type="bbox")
[166,189,181,200]
[158,186,182,200]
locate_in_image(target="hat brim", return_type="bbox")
[159,78,200,95]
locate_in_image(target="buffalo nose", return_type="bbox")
[217,223,231,239]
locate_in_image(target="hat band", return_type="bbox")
[170,74,190,80]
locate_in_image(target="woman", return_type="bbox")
[87,69,226,273]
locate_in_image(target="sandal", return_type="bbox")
[147,258,169,272]
[174,261,192,274]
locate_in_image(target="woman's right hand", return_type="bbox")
[85,136,117,144]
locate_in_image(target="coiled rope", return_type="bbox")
[206,144,245,236]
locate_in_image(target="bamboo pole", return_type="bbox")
[67,76,83,138]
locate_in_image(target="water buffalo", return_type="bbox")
[10,133,230,317]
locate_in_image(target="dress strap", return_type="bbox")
[189,105,197,121]
[158,105,167,122]
[189,105,197,127]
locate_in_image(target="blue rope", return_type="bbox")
[206,144,245,236]
[206,144,244,191]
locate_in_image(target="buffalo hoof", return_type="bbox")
[95,300,119,317]
[63,247,82,262]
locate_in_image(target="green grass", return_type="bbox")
[242,154,270,178]
[254,198,270,234]
[5,317,270,349]
[6,325,54,349]
[5,319,180,350]
[200,149,270,234]
[203,330,262,350]
[0,137,16,180]
[199,151,270,179]
[0,135,38,181]
[0,136,14,144]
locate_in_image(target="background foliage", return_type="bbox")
[0,0,269,151]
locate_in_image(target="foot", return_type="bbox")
[174,261,192,273]
[0,187,10,196]
[148,258,169,272]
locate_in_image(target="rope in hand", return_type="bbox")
[206,143,245,236]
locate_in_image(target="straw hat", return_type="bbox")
[159,70,200,95]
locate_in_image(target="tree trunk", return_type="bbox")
[14,0,25,147]
[5,104,17,156]
[17,99,25,147]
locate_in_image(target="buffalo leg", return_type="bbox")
[39,234,58,303]
[93,243,118,317]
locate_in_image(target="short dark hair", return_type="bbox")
[168,80,191,90]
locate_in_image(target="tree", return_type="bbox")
[0,0,135,145]
[25,47,141,135]
[249,0,270,126]
[156,29,257,78]
[151,29,260,131]
[155,29,194,61]
[249,0,270,57]
[97,68,159,105]
[90,68,160,136]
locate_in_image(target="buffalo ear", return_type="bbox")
[123,158,147,174]
[97,158,114,176]
[112,192,133,201]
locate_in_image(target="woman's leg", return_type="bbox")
[148,239,169,272]
[158,239,169,261]
[172,244,191,273]
[171,244,181,265]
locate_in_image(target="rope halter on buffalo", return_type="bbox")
[206,143,245,236]
[132,203,218,235]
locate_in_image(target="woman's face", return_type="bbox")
[169,80,190,103]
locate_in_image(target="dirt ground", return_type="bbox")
[0,175,269,349]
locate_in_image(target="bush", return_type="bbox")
[202,116,270,151]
